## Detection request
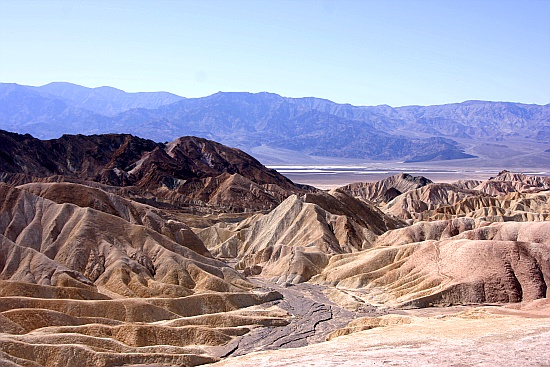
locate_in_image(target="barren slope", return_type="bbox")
[313,220,550,308]
[353,171,550,222]
[0,183,289,366]
[1,133,549,367]
[340,173,432,204]
[198,190,402,284]
[211,301,550,367]
[0,130,307,211]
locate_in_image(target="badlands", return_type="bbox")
[0,130,549,366]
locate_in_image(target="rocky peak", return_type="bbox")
[0,130,306,211]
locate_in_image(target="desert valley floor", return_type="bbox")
[0,131,549,366]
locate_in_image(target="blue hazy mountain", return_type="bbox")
[1,82,549,162]
[31,82,185,116]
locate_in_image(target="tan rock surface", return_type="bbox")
[0,183,290,366]
[341,171,549,223]
[0,183,250,296]
[339,173,432,204]
[18,181,211,256]
[383,183,484,220]
[374,217,476,247]
[418,191,550,222]
[203,191,400,284]
[313,224,550,307]
[2,162,549,367]
[210,302,550,367]
[482,170,550,193]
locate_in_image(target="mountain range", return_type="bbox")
[1,82,549,164]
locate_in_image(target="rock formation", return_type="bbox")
[339,173,432,204]
[312,171,550,308]
[0,183,288,366]
[211,301,550,367]
[0,130,549,366]
[383,183,485,220]
[313,231,549,307]
[0,130,307,211]
[338,170,550,222]
[198,190,402,284]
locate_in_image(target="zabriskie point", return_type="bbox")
[0,83,549,367]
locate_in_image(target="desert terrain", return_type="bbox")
[212,300,550,367]
[0,131,549,366]
[2,1,549,365]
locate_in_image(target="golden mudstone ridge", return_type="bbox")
[0,182,288,366]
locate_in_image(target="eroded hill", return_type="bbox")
[0,183,289,366]
[0,132,549,367]
[0,130,307,212]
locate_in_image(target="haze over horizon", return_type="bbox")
[1,0,549,107]
[7,81,550,109]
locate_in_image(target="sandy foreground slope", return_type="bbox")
[212,300,550,367]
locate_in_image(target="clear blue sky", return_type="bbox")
[1,0,549,106]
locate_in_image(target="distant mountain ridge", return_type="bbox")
[1,82,549,163]
[31,82,185,115]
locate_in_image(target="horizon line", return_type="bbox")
[2,81,549,109]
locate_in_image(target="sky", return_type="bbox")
[0,0,549,107]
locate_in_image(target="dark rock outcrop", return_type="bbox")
[0,130,306,211]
